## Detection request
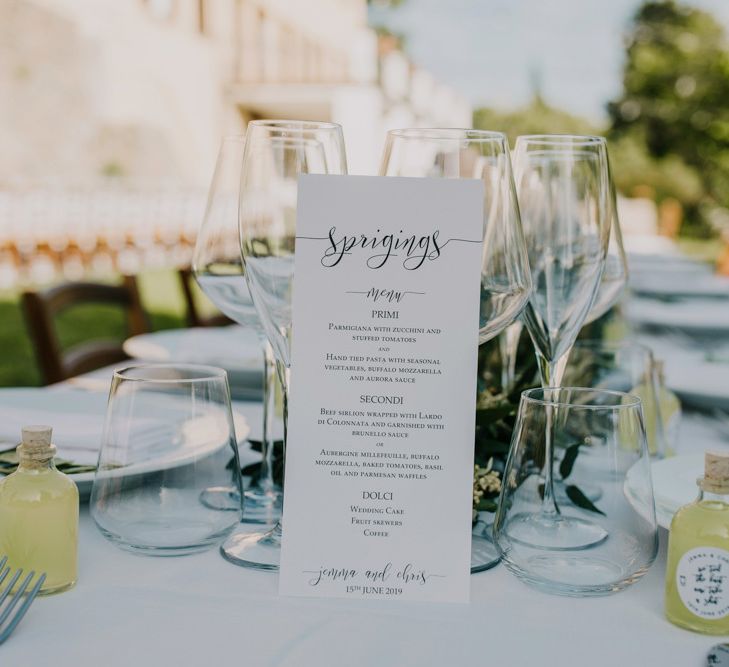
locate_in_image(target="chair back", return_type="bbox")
[178,268,232,328]
[22,276,149,384]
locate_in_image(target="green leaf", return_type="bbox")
[559,442,582,480]
[476,498,498,513]
[475,404,515,425]
[565,485,605,516]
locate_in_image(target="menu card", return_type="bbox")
[279,175,483,603]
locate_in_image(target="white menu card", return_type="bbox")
[279,175,483,603]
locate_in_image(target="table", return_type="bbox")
[1,414,717,667]
[6,293,726,665]
[1,509,714,666]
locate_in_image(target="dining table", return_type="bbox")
[0,504,712,667]
[4,246,729,665]
[0,371,722,667]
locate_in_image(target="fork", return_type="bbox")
[0,556,45,645]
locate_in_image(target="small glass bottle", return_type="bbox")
[0,426,78,594]
[666,451,729,634]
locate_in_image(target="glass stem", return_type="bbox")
[499,321,523,391]
[268,359,289,539]
[254,339,277,495]
[536,351,569,518]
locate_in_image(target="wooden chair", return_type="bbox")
[178,267,232,328]
[22,276,149,385]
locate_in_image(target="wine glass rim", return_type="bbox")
[248,119,341,132]
[516,134,606,145]
[113,363,228,384]
[521,386,642,409]
[388,128,508,143]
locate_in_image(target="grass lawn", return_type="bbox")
[0,270,215,387]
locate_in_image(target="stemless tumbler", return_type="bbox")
[91,364,243,555]
[564,340,667,457]
[493,387,658,596]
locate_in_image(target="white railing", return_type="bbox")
[0,189,207,289]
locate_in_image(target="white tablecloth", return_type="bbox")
[1,511,716,666]
[3,326,724,665]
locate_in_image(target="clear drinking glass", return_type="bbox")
[380,129,531,344]
[493,387,658,596]
[90,364,243,555]
[380,128,532,571]
[564,340,666,457]
[584,162,628,324]
[233,120,347,570]
[192,135,281,526]
[509,134,611,550]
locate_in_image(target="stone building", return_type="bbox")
[0,0,472,188]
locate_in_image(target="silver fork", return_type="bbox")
[0,556,45,644]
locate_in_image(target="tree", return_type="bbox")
[473,95,597,145]
[608,1,729,221]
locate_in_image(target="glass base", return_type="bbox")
[220,523,281,571]
[504,512,608,551]
[241,493,282,525]
[502,553,652,597]
[199,486,281,524]
[471,529,501,573]
[96,525,233,557]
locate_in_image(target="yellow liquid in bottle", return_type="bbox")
[665,497,729,634]
[0,464,78,595]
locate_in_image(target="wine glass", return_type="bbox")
[380,128,532,572]
[498,147,628,392]
[508,134,611,550]
[192,136,281,527]
[231,120,347,570]
[493,387,658,596]
[583,157,628,323]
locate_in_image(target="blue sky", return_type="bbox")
[368,0,729,122]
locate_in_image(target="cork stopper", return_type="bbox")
[700,450,729,494]
[18,425,56,468]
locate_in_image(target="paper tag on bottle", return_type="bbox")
[677,547,729,619]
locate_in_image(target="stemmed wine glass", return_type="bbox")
[498,145,628,392]
[379,128,532,571]
[231,120,347,570]
[192,136,281,527]
[506,134,611,551]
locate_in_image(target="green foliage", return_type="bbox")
[474,2,729,238]
[608,133,703,204]
[473,97,597,145]
[608,1,729,217]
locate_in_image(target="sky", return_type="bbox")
[368,0,729,123]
